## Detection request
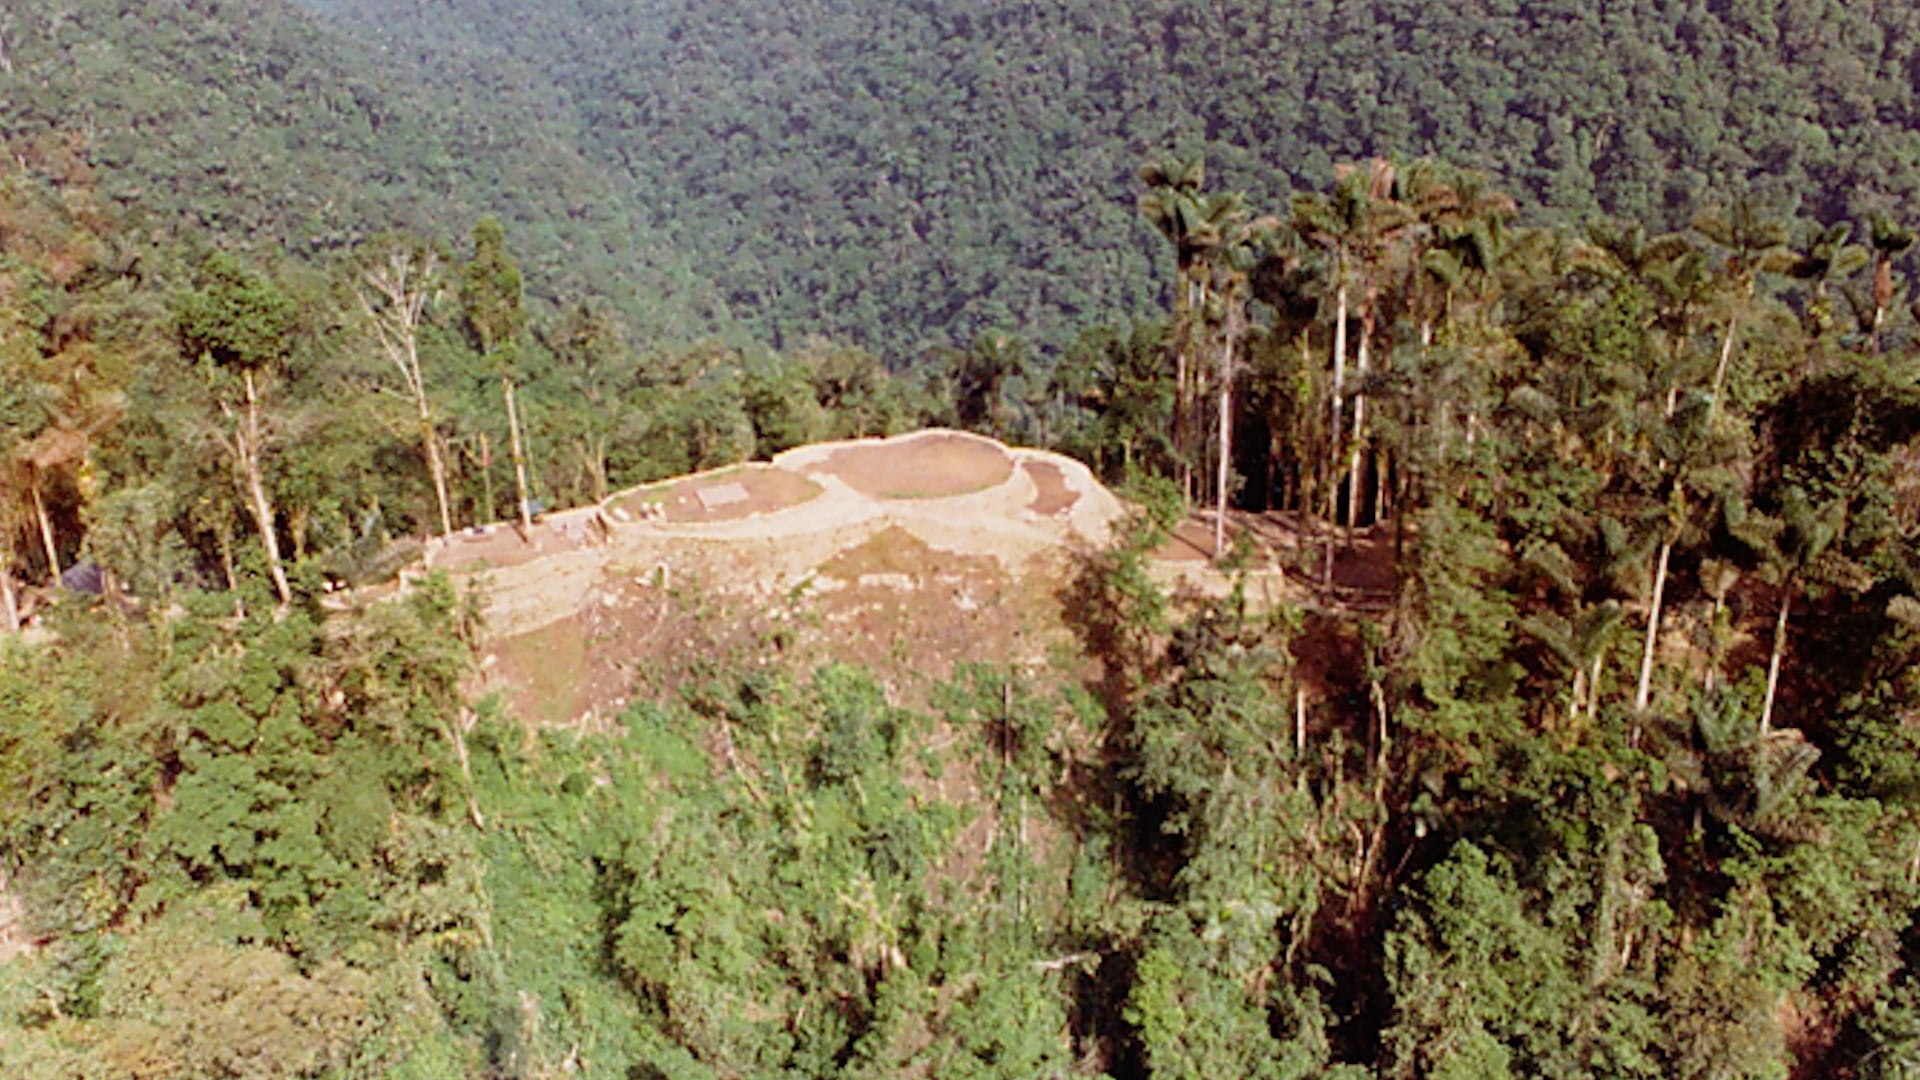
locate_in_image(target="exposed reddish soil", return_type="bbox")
[608,465,821,524]
[485,552,786,729]
[1323,528,1399,594]
[487,615,591,726]
[1155,518,1242,562]
[1152,511,1400,596]
[479,525,1073,725]
[815,431,1012,498]
[807,526,1052,689]
[1023,460,1079,516]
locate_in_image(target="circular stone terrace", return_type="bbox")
[781,429,1015,499]
[425,429,1118,579]
[606,464,823,525]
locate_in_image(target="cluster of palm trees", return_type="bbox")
[1137,152,1918,728]
[1136,154,1275,555]
[1139,153,1522,551]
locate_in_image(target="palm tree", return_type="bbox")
[1693,200,1792,427]
[1866,212,1916,354]
[1195,204,1278,556]
[1400,161,1519,352]
[1671,693,1821,842]
[1295,160,1413,528]
[1520,598,1628,723]
[1757,485,1846,734]
[1291,186,1354,523]
[1138,154,1208,501]
[953,330,1028,439]
[1576,220,1709,423]
[1630,453,1753,728]
[1784,222,1867,348]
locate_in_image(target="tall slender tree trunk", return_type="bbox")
[1185,276,1210,506]
[1172,271,1191,506]
[240,371,292,606]
[595,440,609,503]
[1175,346,1189,502]
[1294,332,1312,513]
[478,432,496,525]
[1589,651,1605,723]
[1347,304,1374,531]
[1,557,17,633]
[30,479,58,585]
[1708,312,1739,427]
[503,373,533,533]
[1760,578,1793,735]
[416,389,454,538]
[1634,540,1672,714]
[1329,279,1349,524]
[1873,256,1893,355]
[1213,307,1241,558]
[1293,686,1309,754]
[1375,446,1392,524]
[215,525,244,617]
[1704,593,1727,692]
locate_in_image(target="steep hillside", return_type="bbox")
[297,0,1920,359]
[0,0,729,337]
[19,0,1920,358]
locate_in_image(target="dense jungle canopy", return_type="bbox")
[7,1,1920,1077]
[8,0,1920,355]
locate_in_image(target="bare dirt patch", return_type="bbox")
[476,525,1078,725]
[1149,511,1400,598]
[608,465,821,524]
[815,432,1012,499]
[818,525,995,582]
[433,511,608,572]
[487,616,590,726]
[1329,528,1398,594]
[483,555,791,729]
[1023,460,1079,516]
[1154,518,1246,562]
[0,873,33,964]
[806,526,1057,694]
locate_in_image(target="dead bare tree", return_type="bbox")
[356,239,454,538]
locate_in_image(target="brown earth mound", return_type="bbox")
[815,432,1012,499]
[609,465,821,524]
[1023,460,1079,516]
[481,524,1064,725]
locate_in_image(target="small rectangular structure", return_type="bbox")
[695,482,750,511]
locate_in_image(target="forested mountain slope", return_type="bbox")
[0,0,732,339]
[295,0,1920,358]
[13,96,1920,1076]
